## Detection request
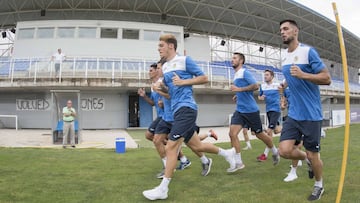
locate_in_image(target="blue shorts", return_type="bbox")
[155,119,172,135]
[280,117,322,152]
[194,125,200,135]
[148,117,162,134]
[169,107,197,143]
[267,111,281,129]
[231,111,263,134]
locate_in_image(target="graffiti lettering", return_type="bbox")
[81,98,104,111]
[16,99,50,111]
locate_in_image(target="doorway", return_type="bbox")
[128,94,139,127]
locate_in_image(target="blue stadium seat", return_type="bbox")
[0,61,11,76]
[13,60,30,71]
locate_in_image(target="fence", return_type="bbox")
[0,56,359,94]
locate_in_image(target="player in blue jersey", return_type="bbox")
[152,61,218,177]
[137,63,164,142]
[278,20,331,201]
[138,63,191,179]
[228,52,280,172]
[257,69,282,161]
[143,34,236,201]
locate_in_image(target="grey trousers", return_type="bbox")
[63,121,75,146]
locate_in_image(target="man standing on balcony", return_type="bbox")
[51,48,66,77]
[257,69,282,162]
[278,19,331,201]
[62,100,76,148]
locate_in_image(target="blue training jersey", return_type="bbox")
[282,43,325,121]
[161,95,174,122]
[233,68,259,113]
[259,82,281,112]
[150,90,164,118]
[162,55,205,113]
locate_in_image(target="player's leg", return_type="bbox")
[242,127,252,150]
[185,130,237,173]
[145,117,160,141]
[262,111,281,159]
[302,121,324,201]
[284,141,302,182]
[198,130,218,141]
[177,149,191,170]
[279,118,307,161]
[249,111,280,165]
[143,107,196,200]
[228,111,246,167]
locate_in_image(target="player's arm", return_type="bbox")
[231,83,258,92]
[172,72,208,86]
[137,88,155,106]
[290,65,331,85]
[257,84,265,100]
[152,83,170,99]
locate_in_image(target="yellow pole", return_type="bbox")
[332,3,350,203]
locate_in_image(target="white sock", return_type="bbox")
[235,153,242,164]
[200,155,209,164]
[180,156,187,163]
[264,147,270,157]
[207,131,211,137]
[159,177,171,191]
[271,146,278,155]
[314,179,323,188]
[218,148,227,157]
[290,165,297,174]
[161,158,166,167]
[246,141,251,147]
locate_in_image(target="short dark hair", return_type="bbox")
[280,19,299,29]
[159,34,178,51]
[150,63,157,69]
[233,52,245,64]
[264,69,274,77]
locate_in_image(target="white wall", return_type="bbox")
[13,20,184,60]
[184,34,211,61]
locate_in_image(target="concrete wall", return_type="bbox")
[80,92,129,129]
[0,91,132,129]
[184,34,211,61]
[1,90,359,129]
[13,20,184,60]
[0,92,52,128]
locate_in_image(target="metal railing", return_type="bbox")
[0,56,359,94]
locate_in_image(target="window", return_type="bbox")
[37,27,54,38]
[17,28,35,39]
[122,29,139,40]
[57,27,75,38]
[100,28,117,38]
[79,27,97,38]
[144,30,161,41]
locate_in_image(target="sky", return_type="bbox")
[293,0,360,38]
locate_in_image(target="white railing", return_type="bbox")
[0,56,359,94]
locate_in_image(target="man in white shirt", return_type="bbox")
[51,48,66,77]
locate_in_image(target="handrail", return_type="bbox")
[0,56,359,94]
